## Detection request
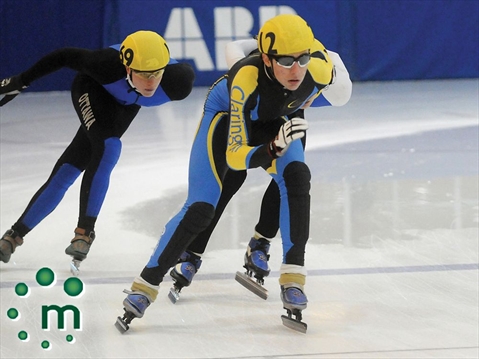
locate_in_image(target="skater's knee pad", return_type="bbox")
[102,137,122,166]
[181,202,215,234]
[283,162,310,266]
[52,163,82,189]
[283,162,311,196]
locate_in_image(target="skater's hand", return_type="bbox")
[0,75,27,106]
[268,118,308,158]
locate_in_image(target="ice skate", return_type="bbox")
[280,284,308,333]
[235,237,270,299]
[168,250,202,303]
[115,290,151,333]
[65,227,95,276]
[0,229,24,263]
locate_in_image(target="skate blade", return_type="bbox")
[69,260,81,276]
[235,271,268,300]
[281,315,307,333]
[115,316,129,333]
[168,287,180,304]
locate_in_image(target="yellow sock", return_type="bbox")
[279,273,306,286]
[131,279,159,302]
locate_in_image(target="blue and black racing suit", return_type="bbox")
[9,45,194,239]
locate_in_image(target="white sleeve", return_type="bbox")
[225,39,258,69]
[322,50,352,106]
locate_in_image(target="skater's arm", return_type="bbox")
[1,47,122,106]
[159,62,195,101]
[309,50,352,108]
[225,39,258,68]
[20,47,123,85]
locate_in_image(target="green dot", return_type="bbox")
[15,283,29,296]
[7,308,19,320]
[66,334,75,343]
[41,340,50,349]
[36,267,55,287]
[64,277,83,296]
[18,331,28,341]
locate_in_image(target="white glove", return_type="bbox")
[268,118,308,158]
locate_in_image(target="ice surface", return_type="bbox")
[1,79,478,358]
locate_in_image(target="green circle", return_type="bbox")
[7,308,19,319]
[18,331,28,341]
[15,283,29,296]
[66,334,74,342]
[41,340,50,349]
[64,277,83,296]
[36,267,55,286]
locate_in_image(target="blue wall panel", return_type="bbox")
[354,0,479,81]
[0,0,105,92]
[1,0,477,92]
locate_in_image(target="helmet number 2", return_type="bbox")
[260,32,278,55]
[119,45,134,67]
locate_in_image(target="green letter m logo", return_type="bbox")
[42,305,82,330]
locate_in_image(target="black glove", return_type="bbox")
[0,75,27,106]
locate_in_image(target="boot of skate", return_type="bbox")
[244,237,271,279]
[0,229,24,263]
[170,250,202,288]
[123,277,159,318]
[65,227,95,261]
[279,264,308,311]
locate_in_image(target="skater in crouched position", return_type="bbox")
[0,31,195,271]
[170,37,351,302]
[118,14,334,332]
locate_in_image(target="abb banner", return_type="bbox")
[1,0,477,91]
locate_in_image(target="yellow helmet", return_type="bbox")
[258,14,314,55]
[120,30,170,71]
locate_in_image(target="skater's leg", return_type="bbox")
[126,201,216,311]
[268,141,311,319]
[239,178,279,281]
[239,134,302,278]
[64,135,122,260]
[254,178,280,239]
[65,75,139,263]
[123,110,229,314]
[168,169,247,297]
[140,201,216,286]
[0,129,86,263]
[188,169,247,254]
[251,123,306,241]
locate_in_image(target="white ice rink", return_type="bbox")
[1,79,478,359]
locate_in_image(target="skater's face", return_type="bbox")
[262,51,310,91]
[127,67,164,97]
